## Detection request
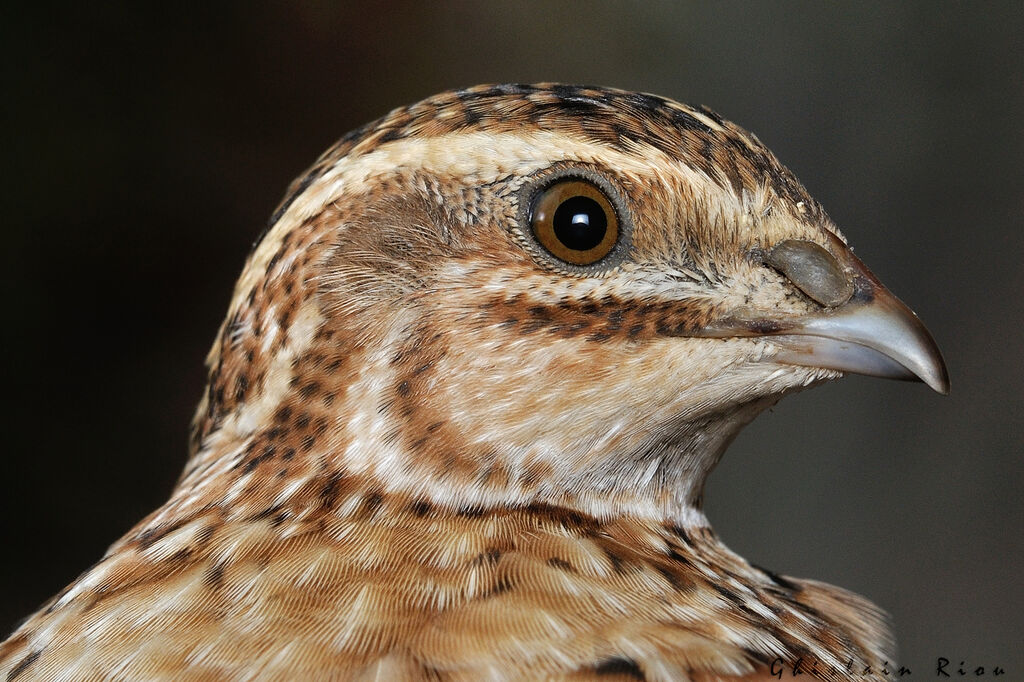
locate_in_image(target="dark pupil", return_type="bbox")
[552,196,607,251]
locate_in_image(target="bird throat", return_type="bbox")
[564,393,785,526]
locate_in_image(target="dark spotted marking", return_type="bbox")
[409,499,433,516]
[378,127,403,144]
[479,574,515,599]
[233,374,249,402]
[249,504,285,522]
[313,416,330,435]
[521,315,550,333]
[695,526,718,541]
[752,563,801,591]
[195,524,217,545]
[666,524,692,544]
[359,491,384,517]
[456,505,486,518]
[591,656,645,680]
[6,650,41,681]
[602,546,628,575]
[666,547,694,568]
[546,557,576,573]
[135,518,189,550]
[242,445,277,473]
[265,249,282,274]
[625,91,668,111]
[203,562,226,590]
[528,305,550,317]
[298,381,321,399]
[460,103,483,126]
[471,548,502,567]
[318,471,346,510]
[482,294,713,343]
[522,503,602,536]
[656,565,693,592]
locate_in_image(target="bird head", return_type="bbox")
[187,84,947,526]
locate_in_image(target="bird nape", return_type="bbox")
[1,84,947,681]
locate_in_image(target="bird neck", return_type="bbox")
[180,392,779,536]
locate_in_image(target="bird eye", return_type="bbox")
[530,179,620,266]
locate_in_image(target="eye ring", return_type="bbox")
[520,169,630,271]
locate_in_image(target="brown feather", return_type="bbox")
[1,85,902,681]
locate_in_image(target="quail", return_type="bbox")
[0,84,948,681]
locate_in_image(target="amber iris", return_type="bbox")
[530,179,619,265]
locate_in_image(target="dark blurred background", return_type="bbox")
[3,1,1021,674]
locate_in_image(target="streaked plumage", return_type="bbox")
[1,84,947,681]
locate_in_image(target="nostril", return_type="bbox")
[764,240,854,308]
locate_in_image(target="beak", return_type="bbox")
[697,232,950,395]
